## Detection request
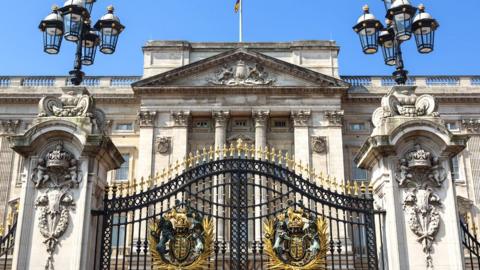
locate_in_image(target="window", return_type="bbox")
[446,122,459,132]
[274,120,287,128]
[115,123,133,131]
[195,121,209,128]
[234,120,247,127]
[115,154,130,181]
[349,123,366,131]
[450,155,460,181]
[352,155,367,181]
[111,215,127,247]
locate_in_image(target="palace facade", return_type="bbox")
[0,40,479,269]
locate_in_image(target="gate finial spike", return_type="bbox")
[264,146,269,161]
[249,144,255,159]
[270,147,276,162]
[215,145,221,160]
[140,176,145,191]
[208,145,214,160]
[222,144,228,159]
[277,149,283,164]
[353,182,359,195]
[202,147,207,162]
[195,150,201,164]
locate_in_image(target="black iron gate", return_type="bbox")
[93,146,382,269]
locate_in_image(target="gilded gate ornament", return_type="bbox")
[148,201,214,270]
[263,202,328,270]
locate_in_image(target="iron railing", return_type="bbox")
[93,147,385,270]
[0,222,16,270]
[461,221,480,269]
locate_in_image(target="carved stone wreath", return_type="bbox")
[156,136,171,154]
[31,142,81,270]
[396,144,446,269]
[38,88,94,118]
[311,136,327,154]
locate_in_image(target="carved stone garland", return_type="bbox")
[31,142,81,270]
[39,89,94,118]
[396,144,447,269]
[208,60,276,86]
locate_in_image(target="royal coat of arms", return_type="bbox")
[263,202,328,270]
[148,201,214,270]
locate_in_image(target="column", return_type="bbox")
[212,110,229,241]
[170,111,190,162]
[357,86,466,270]
[253,110,269,241]
[136,111,157,180]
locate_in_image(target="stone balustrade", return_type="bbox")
[0,76,141,88]
[0,75,479,89]
[342,75,480,88]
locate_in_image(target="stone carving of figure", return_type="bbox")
[32,158,50,188]
[66,159,80,187]
[428,157,446,187]
[397,158,413,186]
[218,64,234,83]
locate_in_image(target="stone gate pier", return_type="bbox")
[7,87,123,270]
[356,86,469,270]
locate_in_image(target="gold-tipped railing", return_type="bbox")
[106,139,373,199]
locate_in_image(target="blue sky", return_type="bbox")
[1,0,478,76]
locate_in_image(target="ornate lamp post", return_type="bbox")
[39,1,125,86]
[353,1,439,85]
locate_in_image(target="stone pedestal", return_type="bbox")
[8,88,123,270]
[356,86,468,270]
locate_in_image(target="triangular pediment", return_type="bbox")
[132,49,349,89]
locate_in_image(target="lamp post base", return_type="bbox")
[69,70,85,86]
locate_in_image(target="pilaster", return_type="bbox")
[291,110,311,170]
[323,110,345,182]
[357,86,467,270]
[136,110,157,179]
[9,87,123,270]
[170,110,190,162]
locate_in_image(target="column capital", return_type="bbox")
[324,110,344,126]
[212,110,230,128]
[137,110,157,127]
[291,110,311,127]
[171,111,190,127]
[0,119,22,135]
[252,110,270,128]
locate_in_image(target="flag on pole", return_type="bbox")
[234,0,241,13]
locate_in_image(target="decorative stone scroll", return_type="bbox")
[31,142,81,270]
[171,111,190,127]
[462,119,480,132]
[155,136,171,154]
[208,60,276,86]
[0,120,21,134]
[291,110,311,127]
[396,144,447,269]
[372,86,439,128]
[138,111,157,127]
[311,136,327,154]
[324,110,344,126]
[38,88,94,118]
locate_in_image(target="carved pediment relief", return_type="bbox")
[133,49,348,89]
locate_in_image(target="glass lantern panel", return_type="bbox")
[381,45,396,66]
[64,13,84,41]
[393,13,413,41]
[43,31,62,54]
[415,28,435,54]
[99,30,119,54]
[82,44,97,65]
[359,31,379,54]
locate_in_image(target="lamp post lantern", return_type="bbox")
[39,1,125,86]
[353,1,439,85]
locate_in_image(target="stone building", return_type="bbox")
[0,40,479,269]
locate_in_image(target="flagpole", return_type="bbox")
[239,0,243,42]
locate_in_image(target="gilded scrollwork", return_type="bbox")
[396,144,447,269]
[263,201,328,270]
[31,142,81,270]
[148,201,214,270]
